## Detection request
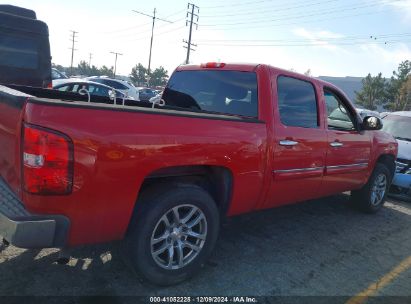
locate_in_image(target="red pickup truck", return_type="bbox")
[0,63,397,285]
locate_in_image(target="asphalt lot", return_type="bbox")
[1,194,411,300]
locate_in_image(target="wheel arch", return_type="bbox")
[126,165,234,235]
[375,153,396,180]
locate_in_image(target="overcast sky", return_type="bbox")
[8,0,411,77]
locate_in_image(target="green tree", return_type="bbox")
[150,66,169,87]
[395,76,411,111]
[355,73,386,110]
[385,60,411,111]
[99,65,114,78]
[304,69,312,77]
[77,60,91,76]
[130,63,148,86]
[52,63,65,71]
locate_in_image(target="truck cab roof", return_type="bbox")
[176,62,353,102]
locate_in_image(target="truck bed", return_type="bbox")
[0,84,268,246]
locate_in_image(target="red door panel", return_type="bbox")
[264,73,327,208]
[268,128,327,206]
[321,88,371,196]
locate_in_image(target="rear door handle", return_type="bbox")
[330,141,344,147]
[279,140,299,146]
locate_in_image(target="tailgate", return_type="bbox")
[0,85,30,199]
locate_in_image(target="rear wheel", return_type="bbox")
[351,163,392,213]
[125,184,220,286]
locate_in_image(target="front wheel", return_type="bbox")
[125,184,220,286]
[351,163,392,213]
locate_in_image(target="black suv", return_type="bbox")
[0,5,52,87]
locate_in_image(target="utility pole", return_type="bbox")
[89,53,93,66]
[184,3,199,64]
[132,8,172,85]
[69,30,78,76]
[110,51,123,78]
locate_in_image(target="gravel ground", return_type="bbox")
[1,194,410,300]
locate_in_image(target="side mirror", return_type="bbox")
[362,116,383,130]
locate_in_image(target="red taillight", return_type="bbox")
[23,124,73,195]
[43,80,53,89]
[201,62,226,68]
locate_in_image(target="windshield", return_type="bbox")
[382,114,411,141]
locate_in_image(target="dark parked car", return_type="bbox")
[86,77,139,100]
[53,79,130,100]
[137,87,159,102]
[52,68,68,80]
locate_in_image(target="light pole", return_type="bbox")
[132,8,171,85]
[110,51,123,78]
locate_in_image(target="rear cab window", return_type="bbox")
[162,70,258,118]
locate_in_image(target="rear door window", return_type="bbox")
[163,70,258,118]
[72,84,80,92]
[103,79,128,90]
[92,85,110,97]
[57,85,70,91]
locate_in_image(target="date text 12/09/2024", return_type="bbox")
[149,297,258,303]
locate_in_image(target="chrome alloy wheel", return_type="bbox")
[371,173,387,206]
[150,204,207,270]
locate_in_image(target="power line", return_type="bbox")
[199,0,392,27]
[199,4,397,31]
[110,51,123,78]
[184,3,199,64]
[201,0,341,17]
[196,33,411,43]
[198,39,411,47]
[104,17,185,41]
[91,8,186,37]
[132,8,172,84]
[69,30,78,75]
[149,25,186,38]
[102,21,152,35]
[202,0,275,9]
[162,8,187,19]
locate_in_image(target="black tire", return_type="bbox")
[351,163,392,213]
[125,184,220,286]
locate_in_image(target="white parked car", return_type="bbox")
[356,108,380,119]
[382,111,411,201]
[86,76,140,100]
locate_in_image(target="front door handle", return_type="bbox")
[330,141,344,147]
[279,140,299,146]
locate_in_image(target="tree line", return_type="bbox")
[355,60,411,111]
[52,61,169,87]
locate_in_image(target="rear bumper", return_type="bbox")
[0,177,70,248]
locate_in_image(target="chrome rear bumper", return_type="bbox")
[0,178,69,248]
